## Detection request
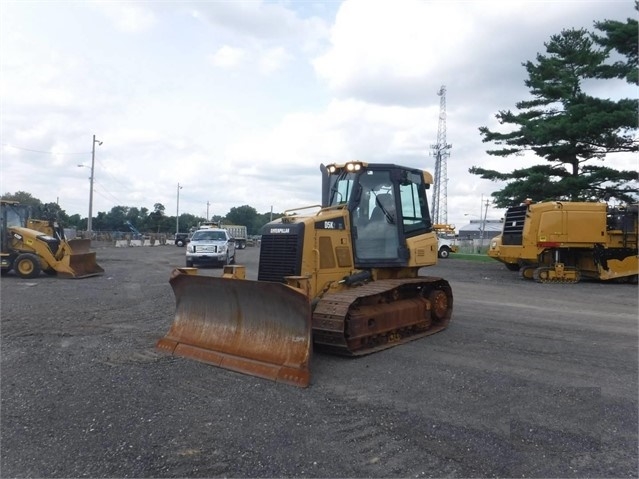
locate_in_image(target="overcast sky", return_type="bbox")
[1,0,636,229]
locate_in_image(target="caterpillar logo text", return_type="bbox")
[269,228,291,234]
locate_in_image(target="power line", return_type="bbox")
[1,143,91,155]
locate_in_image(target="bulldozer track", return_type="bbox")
[533,266,581,284]
[312,277,452,355]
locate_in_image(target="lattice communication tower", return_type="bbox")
[430,85,452,225]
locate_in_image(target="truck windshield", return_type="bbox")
[192,231,225,241]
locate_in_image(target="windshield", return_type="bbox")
[5,204,29,228]
[327,172,357,206]
[192,230,226,241]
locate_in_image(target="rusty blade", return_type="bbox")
[157,274,312,387]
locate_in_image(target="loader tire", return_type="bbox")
[14,253,42,279]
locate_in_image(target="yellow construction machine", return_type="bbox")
[0,200,104,279]
[158,161,453,387]
[487,201,638,283]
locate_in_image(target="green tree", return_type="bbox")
[106,206,129,231]
[40,202,69,224]
[138,207,150,231]
[93,211,108,231]
[178,213,201,232]
[149,203,166,233]
[592,3,638,84]
[1,192,73,225]
[67,214,82,228]
[1,191,42,211]
[225,205,258,231]
[252,211,283,235]
[471,24,638,207]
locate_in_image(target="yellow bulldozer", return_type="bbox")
[487,201,638,283]
[0,200,104,279]
[158,161,454,387]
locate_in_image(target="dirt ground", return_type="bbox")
[1,243,637,478]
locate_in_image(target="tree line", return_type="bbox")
[0,191,282,236]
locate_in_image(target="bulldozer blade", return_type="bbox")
[157,273,312,387]
[56,252,105,278]
[67,238,92,254]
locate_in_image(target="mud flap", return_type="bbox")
[56,252,105,278]
[157,273,312,387]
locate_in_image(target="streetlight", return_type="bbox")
[78,135,102,239]
[176,183,183,235]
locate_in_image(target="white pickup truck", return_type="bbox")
[186,228,236,267]
[437,235,458,258]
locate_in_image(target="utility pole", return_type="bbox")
[88,135,102,238]
[479,197,489,246]
[207,201,210,220]
[176,183,183,235]
[430,85,452,225]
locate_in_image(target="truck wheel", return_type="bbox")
[186,259,194,267]
[176,240,185,247]
[438,247,450,259]
[14,253,42,279]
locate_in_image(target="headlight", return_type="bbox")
[219,245,227,253]
[187,244,194,253]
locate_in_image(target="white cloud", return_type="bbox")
[209,45,246,69]
[95,2,157,33]
[259,47,292,74]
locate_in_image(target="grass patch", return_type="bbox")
[450,253,495,263]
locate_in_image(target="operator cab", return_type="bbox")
[322,162,433,267]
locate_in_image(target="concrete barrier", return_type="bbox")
[114,239,168,247]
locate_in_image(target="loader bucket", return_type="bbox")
[55,252,105,278]
[157,272,312,387]
[66,238,92,254]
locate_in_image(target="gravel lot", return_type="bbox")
[1,243,637,478]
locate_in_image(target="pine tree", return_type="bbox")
[471,19,638,208]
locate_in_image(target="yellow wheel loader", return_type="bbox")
[487,201,638,283]
[0,200,104,279]
[158,162,453,387]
